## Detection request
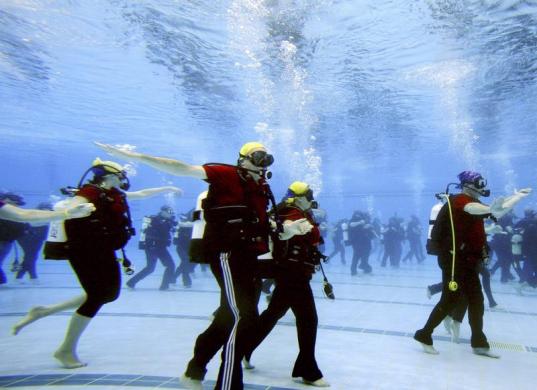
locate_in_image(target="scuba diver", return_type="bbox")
[414,171,531,357]
[12,158,182,369]
[127,205,177,291]
[517,210,537,293]
[402,215,426,264]
[243,181,329,387]
[348,210,375,275]
[327,219,347,265]
[380,216,405,268]
[96,141,309,390]
[489,213,516,283]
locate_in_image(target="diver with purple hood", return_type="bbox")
[414,171,531,357]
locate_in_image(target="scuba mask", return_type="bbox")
[94,167,130,191]
[75,164,131,191]
[303,189,319,209]
[463,178,490,197]
[285,187,318,209]
[246,150,274,168]
[239,151,274,178]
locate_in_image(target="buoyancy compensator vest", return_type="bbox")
[271,203,322,277]
[44,185,135,259]
[190,164,271,262]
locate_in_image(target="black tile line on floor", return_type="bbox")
[8,280,533,298]
[1,312,535,354]
[0,373,293,389]
[3,290,536,315]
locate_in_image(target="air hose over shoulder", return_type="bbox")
[440,193,458,292]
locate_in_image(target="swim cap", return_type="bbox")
[284,181,314,203]
[239,142,266,157]
[288,181,310,196]
[457,170,489,197]
[92,157,125,176]
[457,171,484,186]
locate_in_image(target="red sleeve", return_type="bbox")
[203,164,235,185]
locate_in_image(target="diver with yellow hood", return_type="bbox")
[12,157,182,369]
[95,141,309,390]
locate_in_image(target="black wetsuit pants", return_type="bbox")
[351,245,372,274]
[416,254,489,348]
[16,240,44,280]
[403,239,425,263]
[185,251,259,390]
[428,262,497,312]
[245,274,323,382]
[69,246,121,318]
[0,241,13,284]
[128,246,175,290]
[174,241,194,287]
[328,240,346,264]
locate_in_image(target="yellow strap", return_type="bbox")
[442,194,458,291]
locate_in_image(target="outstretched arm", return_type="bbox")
[95,142,207,179]
[464,202,491,215]
[126,186,183,200]
[465,188,532,218]
[0,201,95,223]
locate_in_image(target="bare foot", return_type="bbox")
[12,306,48,335]
[54,350,87,369]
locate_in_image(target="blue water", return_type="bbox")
[1,0,537,221]
[2,2,537,388]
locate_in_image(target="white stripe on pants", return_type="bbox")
[220,252,241,390]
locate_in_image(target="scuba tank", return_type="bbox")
[425,201,444,255]
[138,216,151,250]
[189,190,209,263]
[511,230,523,256]
[342,221,350,245]
[43,199,72,260]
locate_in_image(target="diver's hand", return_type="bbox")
[164,186,184,196]
[65,203,96,219]
[496,187,533,215]
[515,188,532,198]
[279,218,313,240]
[94,142,138,160]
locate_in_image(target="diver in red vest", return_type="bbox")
[96,141,313,390]
[243,181,329,387]
[414,171,531,357]
[12,158,182,369]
